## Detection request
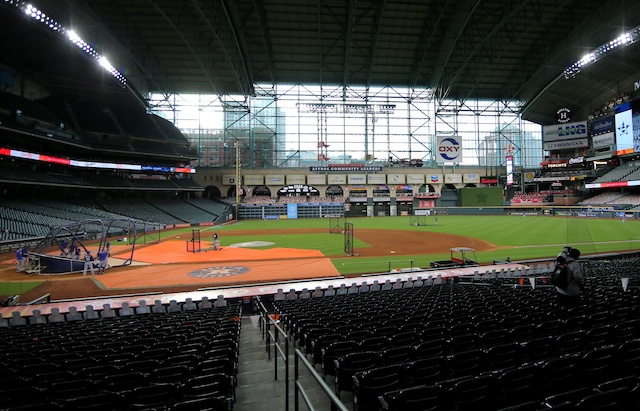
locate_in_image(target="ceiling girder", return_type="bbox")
[366,0,386,89]
[147,0,223,94]
[409,1,447,91]
[251,0,276,85]
[191,0,254,96]
[430,0,481,101]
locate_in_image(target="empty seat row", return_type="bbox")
[351,342,640,411]
[1,295,231,327]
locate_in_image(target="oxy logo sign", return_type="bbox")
[436,136,462,163]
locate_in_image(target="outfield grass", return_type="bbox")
[203,215,640,275]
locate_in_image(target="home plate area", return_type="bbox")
[188,266,252,279]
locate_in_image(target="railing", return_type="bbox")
[294,349,349,411]
[258,299,290,410]
[256,297,350,411]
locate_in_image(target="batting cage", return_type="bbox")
[26,218,137,275]
[186,229,202,253]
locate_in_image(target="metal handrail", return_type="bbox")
[294,349,349,411]
[257,298,290,410]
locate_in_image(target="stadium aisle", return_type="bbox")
[234,315,353,411]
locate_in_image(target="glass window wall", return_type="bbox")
[149,84,542,169]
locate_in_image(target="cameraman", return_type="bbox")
[555,247,587,309]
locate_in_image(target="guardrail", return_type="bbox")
[258,299,290,410]
[257,298,349,411]
[294,349,349,411]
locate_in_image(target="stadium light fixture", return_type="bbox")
[564,27,640,79]
[3,0,128,86]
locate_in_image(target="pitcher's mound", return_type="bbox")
[229,241,275,248]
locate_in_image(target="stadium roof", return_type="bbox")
[1,0,640,125]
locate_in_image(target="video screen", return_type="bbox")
[614,100,640,156]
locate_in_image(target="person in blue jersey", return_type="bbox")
[15,247,24,272]
[97,249,109,275]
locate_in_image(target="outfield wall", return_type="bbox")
[417,206,636,219]
[237,202,638,220]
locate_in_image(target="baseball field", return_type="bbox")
[0,214,638,301]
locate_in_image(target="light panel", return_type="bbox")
[564,27,640,79]
[3,1,127,86]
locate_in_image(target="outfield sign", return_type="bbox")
[286,175,306,184]
[265,175,285,185]
[327,174,347,184]
[348,174,367,184]
[309,165,382,171]
[387,174,405,184]
[463,173,480,183]
[436,136,463,164]
[542,120,587,143]
[222,174,236,185]
[445,174,462,184]
[367,174,386,184]
[307,174,326,185]
[243,175,264,185]
[544,138,588,151]
[591,116,614,135]
[407,174,425,184]
[287,204,298,219]
[592,132,615,149]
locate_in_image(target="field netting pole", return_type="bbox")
[344,222,354,256]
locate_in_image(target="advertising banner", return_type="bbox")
[463,173,480,183]
[286,175,306,184]
[243,175,264,185]
[386,174,405,184]
[222,175,237,185]
[543,138,588,151]
[307,174,326,185]
[444,174,462,184]
[592,132,615,149]
[328,174,347,184]
[265,175,285,185]
[348,174,367,184]
[367,174,386,184]
[542,120,588,143]
[436,136,463,163]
